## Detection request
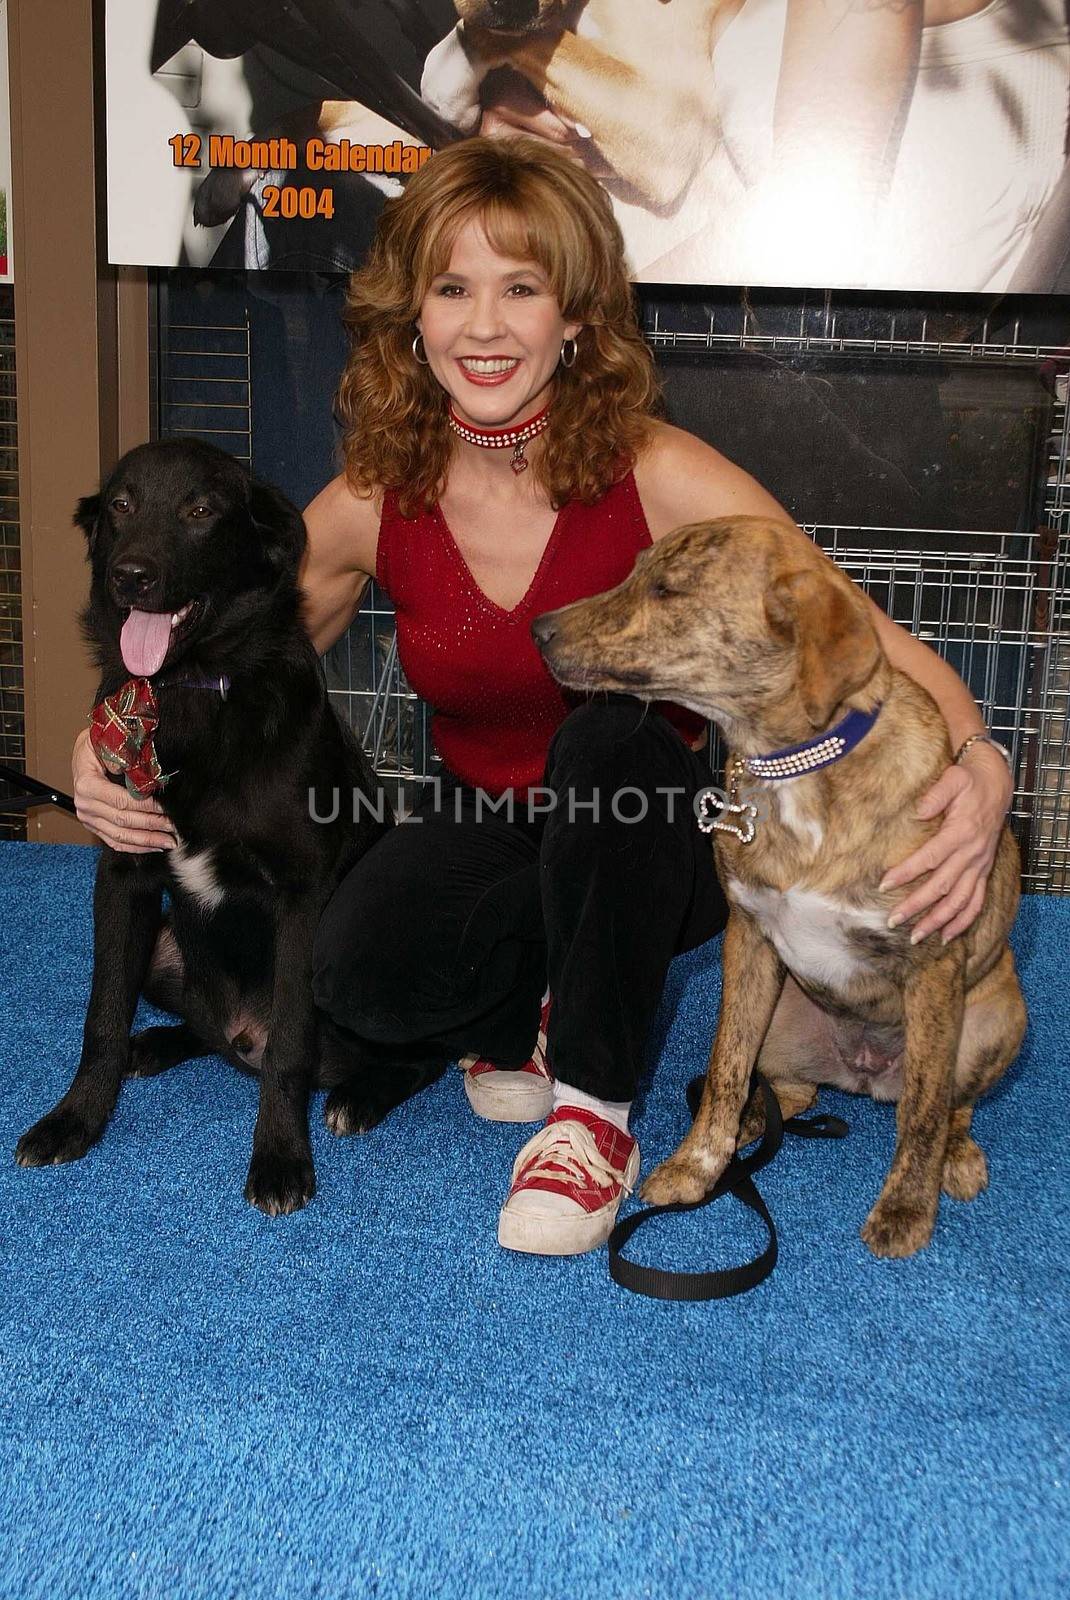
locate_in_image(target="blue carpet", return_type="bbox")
[0,840,1067,1600]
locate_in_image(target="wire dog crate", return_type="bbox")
[155,306,253,464]
[321,291,1070,894]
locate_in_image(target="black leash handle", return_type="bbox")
[608,1070,849,1302]
[0,764,76,816]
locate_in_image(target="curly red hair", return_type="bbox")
[336,135,665,519]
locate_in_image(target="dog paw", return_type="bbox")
[419,27,485,130]
[941,1137,989,1202]
[243,1147,316,1216]
[323,1083,382,1136]
[322,1058,445,1134]
[125,1026,180,1078]
[640,1154,717,1207]
[15,1108,98,1167]
[861,1194,937,1258]
[736,1107,766,1149]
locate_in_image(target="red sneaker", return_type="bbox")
[460,992,553,1123]
[497,1104,640,1256]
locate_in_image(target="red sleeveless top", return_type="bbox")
[375,469,708,798]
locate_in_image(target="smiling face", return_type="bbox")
[414,214,582,432]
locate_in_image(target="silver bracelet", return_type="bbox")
[954,732,1013,773]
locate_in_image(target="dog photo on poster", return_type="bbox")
[105,2,1070,292]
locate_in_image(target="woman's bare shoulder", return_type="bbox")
[303,470,384,579]
[632,419,791,541]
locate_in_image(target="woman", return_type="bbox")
[71,135,1012,1257]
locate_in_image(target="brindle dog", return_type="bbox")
[532,515,1026,1258]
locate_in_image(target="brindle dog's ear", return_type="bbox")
[249,481,307,578]
[765,567,881,728]
[74,493,102,557]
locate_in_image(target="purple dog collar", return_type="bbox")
[742,703,882,782]
[155,671,230,698]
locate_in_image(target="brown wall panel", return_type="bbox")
[9,0,149,842]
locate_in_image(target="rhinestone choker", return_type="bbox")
[447,401,550,475]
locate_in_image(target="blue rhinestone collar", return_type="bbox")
[741,703,882,782]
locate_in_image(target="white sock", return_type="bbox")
[552,1079,632,1135]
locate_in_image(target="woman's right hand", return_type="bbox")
[72,725,178,853]
[478,78,586,157]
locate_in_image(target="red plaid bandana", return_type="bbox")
[89,677,177,798]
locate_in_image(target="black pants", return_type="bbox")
[311,695,728,1102]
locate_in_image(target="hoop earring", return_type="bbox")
[559,336,578,369]
[412,331,430,366]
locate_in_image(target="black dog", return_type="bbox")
[15,439,439,1214]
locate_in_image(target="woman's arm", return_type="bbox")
[864,601,1013,943]
[635,423,1012,940]
[737,0,923,280]
[776,0,923,195]
[299,473,380,656]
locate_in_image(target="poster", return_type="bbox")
[0,0,11,283]
[107,2,1070,294]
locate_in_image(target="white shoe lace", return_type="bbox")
[510,1118,634,1195]
[530,1018,550,1078]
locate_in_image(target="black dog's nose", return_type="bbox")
[488,0,541,30]
[530,615,556,648]
[110,560,161,605]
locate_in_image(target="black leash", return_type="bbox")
[0,765,76,816]
[608,1070,849,1302]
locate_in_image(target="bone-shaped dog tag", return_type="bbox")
[696,788,759,845]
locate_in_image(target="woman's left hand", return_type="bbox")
[879,743,1013,945]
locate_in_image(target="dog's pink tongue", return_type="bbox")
[120,609,174,677]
